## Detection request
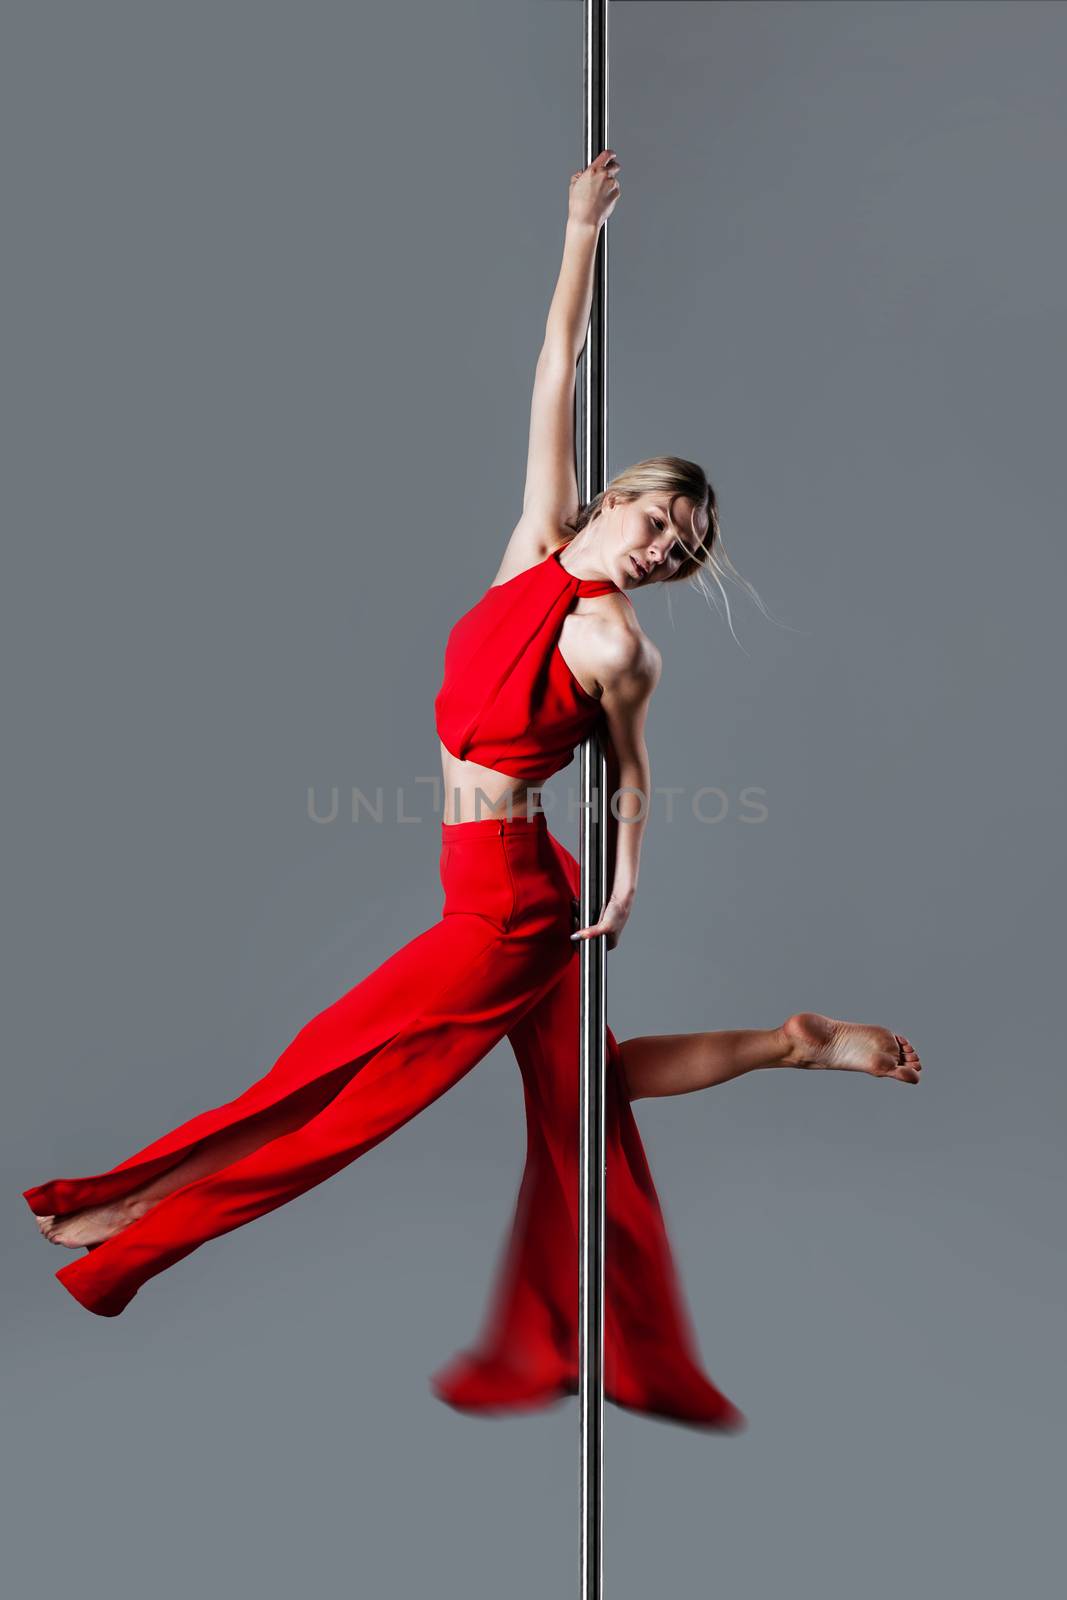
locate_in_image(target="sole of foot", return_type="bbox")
[783,1012,922,1084]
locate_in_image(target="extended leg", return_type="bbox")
[26,905,571,1317]
[431,939,744,1431]
[620,1012,922,1099]
[36,1080,343,1250]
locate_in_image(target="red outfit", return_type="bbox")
[435,547,624,782]
[23,548,743,1432]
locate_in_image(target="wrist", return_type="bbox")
[565,215,602,239]
[610,885,636,911]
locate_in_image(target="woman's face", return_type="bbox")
[607,492,708,590]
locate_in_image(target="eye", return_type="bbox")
[652,514,684,557]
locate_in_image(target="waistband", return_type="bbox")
[441,812,548,840]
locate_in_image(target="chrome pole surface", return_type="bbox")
[578,3,609,1598]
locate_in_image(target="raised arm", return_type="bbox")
[493,152,621,583]
[571,626,661,953]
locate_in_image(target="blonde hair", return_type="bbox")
[568,454,773,646]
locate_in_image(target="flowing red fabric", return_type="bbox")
[24,815,742,1431]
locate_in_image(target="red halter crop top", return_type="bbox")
[434,547,630,784]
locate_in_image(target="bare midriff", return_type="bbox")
[439,741,545,824]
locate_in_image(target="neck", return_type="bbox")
[561,525,612,583]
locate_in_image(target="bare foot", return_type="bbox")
[781,1012,922,1084]
[34,1194,151,1250]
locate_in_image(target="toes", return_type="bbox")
[896,1033,922,1070]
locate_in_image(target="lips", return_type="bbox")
[630,555,646,582]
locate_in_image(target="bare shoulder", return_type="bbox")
[491,513,661,703]
[586,601,660,703]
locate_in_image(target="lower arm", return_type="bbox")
[543,219,602,364]
[608,758,651,907]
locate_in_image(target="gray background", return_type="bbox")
[3,2,1064,1595]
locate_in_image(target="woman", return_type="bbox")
[25,151,921,1430]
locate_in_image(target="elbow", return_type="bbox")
[539,334,582,373]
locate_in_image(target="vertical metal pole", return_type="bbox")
[578,3,609,1599]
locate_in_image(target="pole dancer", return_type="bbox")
[24,149,922,1430]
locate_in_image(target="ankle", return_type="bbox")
[774,1018,806,1069]
[121,1192,153,1224]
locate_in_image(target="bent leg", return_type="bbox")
[621,1025,794,1097]
[432,834,744,1432]
[621,1014,922,1096]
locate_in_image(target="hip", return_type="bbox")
[439,813,578,940]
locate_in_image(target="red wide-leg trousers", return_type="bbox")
[23,813,742,1431]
